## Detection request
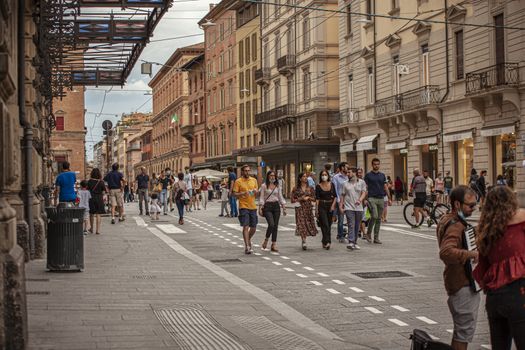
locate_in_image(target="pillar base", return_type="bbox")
[33,216,46,259]
[16,220,30,262]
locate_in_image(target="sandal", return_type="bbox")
[301,241,307,250]
[270,243,279,252]
[261,239,269,250]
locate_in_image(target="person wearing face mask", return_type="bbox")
[436,185,480,350]
[315,170,336,249]
[259,170,286,252]
[340,167,367,251]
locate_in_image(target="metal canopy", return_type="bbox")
[37,0,172,99]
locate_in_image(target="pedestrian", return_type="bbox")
[394,176,404,205]
[315,170,336,250]
[496,174,507,186]
[356,167,367,238]
[124,184,130,203]
[208,182,213,202]
[291,172,318,250]
[54,161,77,205]
[411,169,428,228]
[219,181,230,217]
[340,167,367,251]
[423,170,434,198]
[382,176,394,222]
[193,174,201,211]
[184,167,194,212]
[129,188,135,202]
[150,173,160,196]
[232,164,259,254]
[332,162,349,243]
[436,185,480,350]
[78,180,91,235]
[473,186,525,349]
[444,171,454,204]
[324,163,334,177]
[149,193,161,220]
[469,168,480,201]
[306,171,316,189]
[477,170,487,208]
[104,163,126,224]
[135,167,149,216]
[435,173,445,204]
[87,168,106,235]
[363,158,391,244]
[259,170,287,252]
[159,169,173,215]
[200,176,209,210]
[173,172,187,225]
[227,166,238,217]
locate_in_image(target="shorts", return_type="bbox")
[414,193,426,208]
[81,208,89,221]
[445,188,452,195]
[447,286,480,343]
[109,189,124,208]
[238,208,258,228]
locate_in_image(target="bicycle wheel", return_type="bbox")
[403,202,424,228]
[432,203,450,225]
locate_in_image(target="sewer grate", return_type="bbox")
[25,278,50,282]
[132,275,157,280]
[210,258,243,264]
[154,305,250,350]
[232,316,324,350]
[352,271,412,279]
[26,291,50,295]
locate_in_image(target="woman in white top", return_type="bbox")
[259,170,287,252]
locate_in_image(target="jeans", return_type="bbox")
[229,195,238,217]
[318,202,333,245]
[160,189,168,214]
[345,210,363,244]
[486,278,525,349]
[335,205,345,239]
[175,199,184,219]
[263,202,281,242]
[367,197,384,240]
[138,189,149,214]
[220,200,230,216]
[201,190,208,208]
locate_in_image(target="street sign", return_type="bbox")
[102,120,113,131]
[260,161,266,167]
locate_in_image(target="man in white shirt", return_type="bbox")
[340,167,367,250]
[184,167,194,212]
[424,170,434,197]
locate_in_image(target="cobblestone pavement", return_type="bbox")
[26,200,491,350]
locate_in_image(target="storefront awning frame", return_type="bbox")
[412,135,438,146]
[480,124,516,137]
[355,134,378,151]
[443,130,474,143]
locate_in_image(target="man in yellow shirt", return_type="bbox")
[232,164,259,254]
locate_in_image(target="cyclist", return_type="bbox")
[411,169,427,228]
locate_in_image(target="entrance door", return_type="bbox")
[421,144,439,179]
[393,149,408,191]
[494,14,505,84]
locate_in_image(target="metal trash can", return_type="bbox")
[45,203,85,271]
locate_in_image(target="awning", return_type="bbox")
[480,124,515,137]
[412,135,438,146]
[385,141,406,150]
[356,135,378,151]
[443,130,473,143]
[340,139,356,153]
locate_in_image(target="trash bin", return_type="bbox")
[45,203,85,271]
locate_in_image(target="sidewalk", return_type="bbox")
[25,209,351,350]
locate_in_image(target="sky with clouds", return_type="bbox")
[85,0,213,159]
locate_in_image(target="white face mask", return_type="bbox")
[321,175,328,182]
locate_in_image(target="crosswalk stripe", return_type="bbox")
[156,224,186,234]
[391,305,410,312]
[349,287,364,293]
[133,216,148,227]
[258,223,295,231]
[344,297,359,303]
[416,316,437,325]
[381,226,436,241]
[388,318,408,326]
[326,288,341,295]
[369,296,385,302]
[364,307,382,314]
[310,281,322,286]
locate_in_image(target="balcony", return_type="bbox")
[374,85,441,119]
[277,55,296,76]
[127,144,141,152]
[255,68,271,86]
[466,63,519,95]
[338,108,360,124]
[180,125,195,140]
[255,104,296,128]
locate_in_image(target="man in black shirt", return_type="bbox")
[135,167,150,215]
[104,163,126,224]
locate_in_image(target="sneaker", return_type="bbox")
[218,214,224,217]
[170,208,175,212]
[364,234,372,243]
[145,212,150,216]
[346,243,355,250]
[119,217,125,222]
[373,239,382,244]
[353,243,361,250]
[139,211,143,215]
[111,218,115,224]
[244,248,252,255]
[338,238,345,243]
[83,230,88,236]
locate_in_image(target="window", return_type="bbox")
[304,119,311,139]
[228,80,234,105]
[219,53,224,74]
[348,74,354,109]
[275,0,280,18]
[221,128,226,155]
[246,135,251,147]
[252,100,257,123]
[366,0,373,21]
[392,55,400,95]
[287,78,293,105]
[188,79,192,93]
[286,28,293,54]
[391,0,399,10]
[252,67,257,93]
[55,116,65,131]
[367,66,374,104]
[200,134,204,153]
[240,103,245,129]
[275,33,281,63]
[240,136,245,148]
[287,124,294,140]
[220,23,224,41]
[206,94,211,114]
[239,41,244,68]
[303,16,310,50]
[245,38,250,65]
[455,30,464,80]
[274,79,281,107]
[263,87,269,110]
[251,33,257,61]
[275,127,281,142]
[263,42,269,68]
[246,102,251,128]
[239,71,244,98]
[421,44,430,86]
[220,86,225,110]
[245,69,251,95]
[253,133,258,146]
[229,126,234,154]
[346,4,352,34]
[303,68,311,101]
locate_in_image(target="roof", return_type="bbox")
[180,53,205,71]
[149,43,205,87]
[198,0,236,25]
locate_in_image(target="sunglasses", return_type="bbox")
[463,202,477,209]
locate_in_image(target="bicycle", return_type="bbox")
[403,194,450,228]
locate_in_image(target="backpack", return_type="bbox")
[410,329,454,350]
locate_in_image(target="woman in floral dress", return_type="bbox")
[291,172,318,250]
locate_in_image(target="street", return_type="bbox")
[26,201,490,350]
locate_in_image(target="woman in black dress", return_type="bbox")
[87,168,106,234]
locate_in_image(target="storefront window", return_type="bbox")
[421,144,439,179]
[393,149,408,191]
[454,139,474,186]
[493,133,516,188]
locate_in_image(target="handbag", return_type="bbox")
[182,191,190,205]
[409,329,453,350]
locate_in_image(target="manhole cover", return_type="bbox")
[352,271,412,279]
[210,259,243,264]
[132,275,157,280]
[26,278,50,282]
[27,291,50,295]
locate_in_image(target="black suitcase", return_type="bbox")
[410,329,454,350]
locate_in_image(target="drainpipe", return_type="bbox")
[18,0,35,257]
[373,0,377,105]
[439,0,450,177]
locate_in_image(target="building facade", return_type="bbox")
[334,0,524,190]
[133,129,154,176]
[252,0,340,192]
[200,2,239,170]
[150,43,204,174]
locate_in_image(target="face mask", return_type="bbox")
[458,210,466,220]
[321,176,328,182]
[166,171,171,175]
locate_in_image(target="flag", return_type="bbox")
[171,114,178,124]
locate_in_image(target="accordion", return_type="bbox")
[463,224,481,292]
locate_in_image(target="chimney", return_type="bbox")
[209,3,215,10]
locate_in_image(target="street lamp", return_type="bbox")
[199,19,216,29]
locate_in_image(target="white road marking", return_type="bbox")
[388,319,408,326]
[428,334,440,340]
[317,272,329,277]
[369,296,385,302]
[227,233,233,235]
[258,223,295,231]
[296,274,308,278]
[446,329,453,334]
[281,256,290,260]
[416,316,437,325]
[304,267,315,271]
[272,261,283,266]
[289,223,296,226]
[133,216,148,227]
[364,307,382,314]
[310,281,322,286]
[283,268,294,272]
[224,238,231,241]
[237,245,244,248]
[222,224,243,231]
[254,253,262,256]
[326,289,341,295]
[253,244,260,247]
[349,287,364,293]
[381,226,436,241]
[291,261,302,265]
[213,233,219,236]
[218,235,224,238]
[344,297,360,303]
[391,305,410,312]
[156,224,186,234]
[481,345,492,349]
[262,257,272,261]
[230,242,237,245]
[270,252,280,256]
[332,280,345,285]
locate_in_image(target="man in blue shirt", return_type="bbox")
[54,161,77,205]
[104,163,126,224]
[363,158,391,244]
[227,166,238,217]
[331,162,348,242]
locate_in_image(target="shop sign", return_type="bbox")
[429,144,439,151]
[412,136,438,146]
[480,125,515,137]
[443,130,473,143]
[400,148,408,154]
[356,142,375,151]
[385,141,406,150]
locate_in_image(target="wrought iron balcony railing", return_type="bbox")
[374,85,441,118]
[255,68,271,85]
[466,63,519,95]
[255,104,296,126]
[277,55,296,75]
[337,108,360,124]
